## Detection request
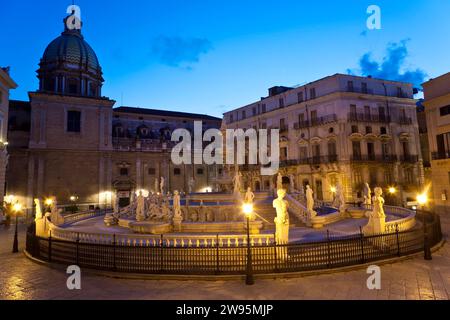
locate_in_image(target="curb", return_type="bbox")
[23,239,446,281]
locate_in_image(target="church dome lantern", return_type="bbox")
[37,9,103,98]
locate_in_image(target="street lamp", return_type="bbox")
[242,203,254,285]
[388,187,397,206]
[12,202,22,253]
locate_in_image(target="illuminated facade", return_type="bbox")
[223,74,424,204]
[6,12,221,212]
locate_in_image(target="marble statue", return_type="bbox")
[363,187,386,235]
[289,174,295,192]
[34,199,47,237]
[198,200,206,222]
[50,197,64,226]
[244,187,255,204]
[135,191,146,222]
[306,185,314,212]
[154,178,159,194]
[232,171,242,194]
[161,197,171,222]
[334,183,346,213]
[188,177,195,194]
[277,173,283,190]
[172,190,183,231]
[273,189,290,259]
[363,182,372,206]
[160,177,165,195]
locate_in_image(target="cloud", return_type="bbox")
[151,36,213,68]
[347,39,427,89]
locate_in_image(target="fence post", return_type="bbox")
[326,230,331,268]
[423,211,432,260]
[395,224,400,257]
[160,234,164,272]
[113,234,117,271]
[273,232,278,272]
[48,230,52,263]
[359,227,365,263]
[76,232,80,265]
[216,234,220,275]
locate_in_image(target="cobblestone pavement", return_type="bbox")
[0,216,449,300]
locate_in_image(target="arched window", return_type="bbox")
[67,78,79,95]
[44,76,55,92]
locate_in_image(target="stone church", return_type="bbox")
[7,12,222,212]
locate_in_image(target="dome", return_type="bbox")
[41,33,101,72]
[37,12,104,98]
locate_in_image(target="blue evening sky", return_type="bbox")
[1,0,449,117]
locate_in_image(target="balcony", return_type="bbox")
[351,154,397,162]
[431,152,450,160]
[397,117,413,125]
[346,87,374,95]
[113,138,174,152]
[399,155,419,163]
[294,114,337,129]
[347,113,391,123]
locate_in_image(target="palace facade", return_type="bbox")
[6,13,221,212]
[223,74,424,204]
[423,72,450,214]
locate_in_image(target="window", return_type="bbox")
[44,76,55,92]
[299,147,308,160]
[347,81,354,92]
[262,104,266,113]
[197,168,204,175]
[436,132,450,158]
[328,141,337,158]
[242,110,246,119]
[351,125,358,134]
[380,127,387,135]
[120,168,128,176]
[174,168,181,175]
[297,92,304,103]
[218,168,223,175]
[364,106,371,119]
[353,170,362,185]
[366,126,372,134]
[148,168,156,175]
[280,147,288,160]
[261,122,267,129]
[310,88,316,99]
[298,113,305,124]
[378,107,386,121]
[67,78,79,95]
[67,110,81,133]
[280,118,286,131]
[313,144,321,158]
[367,142,375,160]
[311,110,318,123]
[350,104,357,115]
[252,107,257,116]
[404,168,414,184]
[279,98,284,108]
[402,141,410,157]
[384,170,393,184]
[397,87,403,98]
[229,114,234,123]
[362,82,368,94]
[440,105,450,116]
[352,141,361,159]
[382,143,390,158]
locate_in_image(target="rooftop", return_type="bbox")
[114,106,222,121]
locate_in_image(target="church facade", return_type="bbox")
[6,13,222,212]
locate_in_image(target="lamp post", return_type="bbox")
[417,193,431,260]
[242,203,254,285]
[12,202,22,253]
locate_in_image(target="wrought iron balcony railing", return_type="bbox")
[431,152,450,160]
[399,155,419,163]
[294,114,338,129]
[347,112,391,123]
[351,154,397,162]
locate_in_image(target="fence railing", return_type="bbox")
[26,211,441,275]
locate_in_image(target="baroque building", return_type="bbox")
[223,74,424,204]
[6,12,221,212]
[0,67,18,203]
[423,72,450,214]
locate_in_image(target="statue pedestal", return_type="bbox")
[35,218,46,237]
[173,215,183,232]
[363,216,386,236]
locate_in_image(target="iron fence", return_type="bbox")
[26,211,442,275]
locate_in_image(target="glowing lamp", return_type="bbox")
[45,198,54,206]
[417,193,428,206]
[388,187,397,195]
[330,186,337,193]
[12,203,22,213]
[242,203,253,216]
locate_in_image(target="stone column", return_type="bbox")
[26,155,35,216]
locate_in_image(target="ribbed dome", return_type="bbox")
[41,33,101,72]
